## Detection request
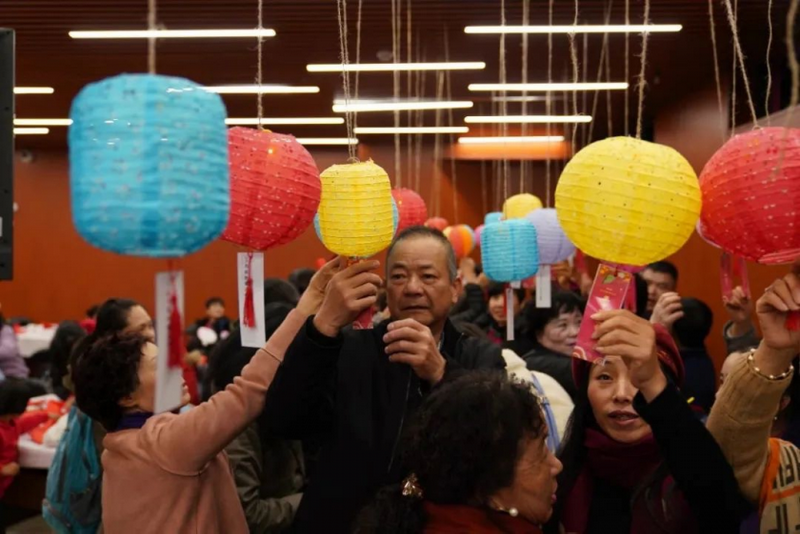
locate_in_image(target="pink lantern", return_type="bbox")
[474,224,485,247]
[443,225,475,259]
[392,188,428,234]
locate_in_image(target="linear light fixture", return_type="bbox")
[308,62,485,73]
[14,127,50,135]
[469,82,629,92]
[354,126,469,134]
[488,95,561,102]
[69,29,276,39]
[465,24,682,34]
[226,117,344,125]
[295,138,359,145]
[333,101,474,113]
[14,87,55,95]
[14,118,73,126]
[205,85,320,94]
[458,135,565,144]
[464,115,591,124]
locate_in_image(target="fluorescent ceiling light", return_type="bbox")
[458,135,565,144]
[14,87,55,95]
[226,117,344,125]
[469,82,629,92]
[354,126,469,134]
[334,101,474,112]
[14,127,49,135]
[465,24,682,34]
[489,95,561,102]
[308,62,485,72]
[205,85,319,94]
[69,29,276,39]
[295,138,359,145]
[464,115,591,124]
[14,119,73,126]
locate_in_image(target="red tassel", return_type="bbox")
[243,253,256,328]
[168,282,183,369]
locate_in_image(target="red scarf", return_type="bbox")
[423,502,543,534]
[561,427,692,534]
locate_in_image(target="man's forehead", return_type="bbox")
[388,237,447,265]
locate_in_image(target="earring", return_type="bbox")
[508,508,519,517]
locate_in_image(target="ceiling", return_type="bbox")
[5,0,789,149]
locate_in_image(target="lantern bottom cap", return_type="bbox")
[759,248,800,265]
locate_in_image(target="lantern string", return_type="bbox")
[605,29,613,137]
[335,0,357,160]
[581,32,589,148]
[354,0,363,133]
[256,0,264,129]
[444,28,459,223]
[407,1,413,185]
[707,0,727,143]
[499,0,509,201]
[721,0,760,128]
[520,0,530,193]
[433,69,445,216]
[391,0,402,187]
[481,160,488,215]
[545,0,554,207]
[147,0,156,74]
[634,0,651,140]
[568,0,580,148]
[730,0,738,135]
[588,0,613,143]
[765,0,774,124]
[415,43,425,193]
[624,0,630,136]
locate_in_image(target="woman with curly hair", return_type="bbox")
[355,371,562,534]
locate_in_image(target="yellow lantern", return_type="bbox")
[503,193,543,220]
[555,137,701,266]
[318,159,395,258]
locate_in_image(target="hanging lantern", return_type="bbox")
[696,219,720,249]
[485,211,503,225]
[443,224,475,259]
[700,127,800,264]
[425,217,449,232]
[392,188,428,234]
[503,193,542,220]
[474,224,485,248]
[317,159,394,258]
[481,219,539,282]
[556,136,701,266]
[70,74,230,257]
[222,128,321,250]
[526,208,575,265]
[315,196,399,241]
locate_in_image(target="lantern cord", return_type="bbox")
[624,0,630,136]
[730,0,738,135]
[415,43,425,193]
[721,0,760,128]
[520,0,530,193]
[354,0,363,133]
[147,0,156,74]
[707,0,727,143]
[765,0,774,124]
[588,0,614,143]
[433,69,445,216]
[568,0,580,148]
[444,28,459,223]
[407,1,413,186]
[767,0,799,184]
[481,160,488,215]
[605,30,613,137]
[499,0,509,201]
[256,0,264,129]
[391,0,402,187]
[581,32,589,148]
[545,0,554,194]
[634,0,651,140]
[336,0,357,160]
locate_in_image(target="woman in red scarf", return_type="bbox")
[548,310,748,534]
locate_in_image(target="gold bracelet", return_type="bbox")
[747,349,794,381]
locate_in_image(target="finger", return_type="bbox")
[387,318,426,332]
[592,313,648,338]
[350,282,380,301]
[388,352,424,366]
[591,309,637,323]
[595,342,650,361]
[732,286,745,301]
[341,259,381,278]
[346,272,383,290]
[318,256,342,275]
[760,290,791,313]
[385,339,421,355]
[595,328,642,349]
[772,279,799,311]
[785,271,800,306]
[665,310,685,323]
[384,326,425,344]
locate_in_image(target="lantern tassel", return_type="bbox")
[243,252,256,328]
[167,273,183,369]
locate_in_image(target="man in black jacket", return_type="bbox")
[263,227,505,533]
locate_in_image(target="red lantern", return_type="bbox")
[700,127,800,264]
[443,225,475,259]
[392,188,428,234]
[424,217,449,232]
[222,127,321,249]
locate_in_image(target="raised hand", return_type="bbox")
[297,256,342,317]
[650,292,684,331]
[383,318,446,384]
[724,286,754,336]
[312,259,382,338]
[756,262,800,354]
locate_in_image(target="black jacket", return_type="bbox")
[262,317,505,534]
[522,344,578,400]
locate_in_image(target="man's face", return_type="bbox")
[386,237,461,331]
[641,268,676,312]
[207,303,225,320]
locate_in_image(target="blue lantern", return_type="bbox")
[314,196,399,243]
[485,211,503,225]
[481,219,539,282]
[69,74,230,257]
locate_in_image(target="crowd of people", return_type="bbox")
[0,224,798,533]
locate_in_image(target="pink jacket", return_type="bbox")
[100,310,306,534]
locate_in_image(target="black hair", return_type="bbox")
[72,332,149,431]
[263,278,300,307]
[288,268,316,296]
[355,372,546,534]
[524,291,585,340]
[94,298,140,337]
[672,298,713,349]
[487,281,525,304]
[386,226,458,282]
[205,297,225,309]
[633,273,649,319]
[644,261,679,285]
[49,321,87,400]
[0,378,39,416]
[86,305,100,319]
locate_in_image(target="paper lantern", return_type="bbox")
[392,188,428,234]
[474,224,485,247]
[443,224,475,259]
[696,219,720,249]
[70,74,230,257]
[315,196,399,241]
[425,217,449,232]
[699,127,800,264]
[556,136,701,266]
[481,219,539,282]
[222,128,321,250]
[485,212,503,225]
[317,160,394,258]
[526,208,575,265]
[503,194,543,220]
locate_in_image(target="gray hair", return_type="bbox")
[386,226,458,282]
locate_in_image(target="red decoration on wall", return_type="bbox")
[391,188,428,234]
[699,127,800,264]
[222,128,322,250]
[424,217,449,232]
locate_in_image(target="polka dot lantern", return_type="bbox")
[503,193,542,220]
[424,217,449,232]
[443,224,475,259]
[69,74,230,257]
[392,188,428,234]
[699,127,800,264]
[556,136,701,266]
[526,208,575,264]
[481,218,539,282]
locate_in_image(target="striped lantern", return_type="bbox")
[525,208,575,265]
[392,188,428,234]
[503,194,543,220]
[481,219,539,282]
[443,224,475,259]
